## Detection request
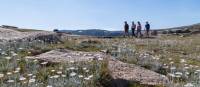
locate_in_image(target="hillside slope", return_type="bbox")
[157,23,200,34]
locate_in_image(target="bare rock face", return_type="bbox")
[108,58,169,86]
[26,49,106,63]
[0,28,61,51]
[0,28,55,41]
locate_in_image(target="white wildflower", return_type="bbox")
[61,75,66,77]
[1,51,6,55]
[19,76,26,81]
[98,58,103,61]
[23,81,27,84]
[175,72,183,76]
[53,75,60,78]
[168,73,175,77]
[7,79,14,83]
[56,71,62,74]
[33,59,38,62]
[70,72,76,77]
[5,56,12,60]
[41,61,48,65]
[180,59,186,63]
[185,72,190,75]
[85,70,89,73]
[67,56,72,58]
[69,67,75,70]
[29,79,36,83]
[184,67,189,69]
[32,75,36,78]
[152,57,156,60]
[78,75,83,78]
[170,61,174,64]
[70,60,74,63]
[82,67,87,70]
[49,76,54,79]
[12,53,18,56]
[18,48,24,50]
[51,70,55,72]
[155,57,160,60]
[6,72,12,75]
[16,67,21,71]
[170,67,176,70]
[196,70,200,72]
[175,75,181,78]
[0,74,4,78]
[88,75,93,78]
[27,74,33,77]
[13,70,19,73]
[84,77,90,80]
[161,75,166,78]
[184,83,194,87]
[47,85,53,87]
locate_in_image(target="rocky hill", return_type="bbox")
[0,28,61,51]
[157,23,200,34]
[0,28,54,41]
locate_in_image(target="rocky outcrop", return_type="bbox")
[26,49,169,86]
[0,28,61,50]
[0,28,54,41]
[108,58,169,86]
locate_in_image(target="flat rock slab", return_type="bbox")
[108,59,169,86]
[26,49,169,86]
[26,49,106,63]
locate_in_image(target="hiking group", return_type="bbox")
[124,21,150,38]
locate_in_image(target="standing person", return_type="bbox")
[145,21,150,37]
[124,21,129,37]
[131,21,136,37]
[136,21,142,38]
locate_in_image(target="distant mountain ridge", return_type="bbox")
[59,29,124,37]
[155,23,200,34]
[157,23,200,32]
[59,23,200,36]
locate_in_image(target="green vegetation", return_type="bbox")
[0,33,200,87]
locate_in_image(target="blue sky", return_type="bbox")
[0,0,199,31]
